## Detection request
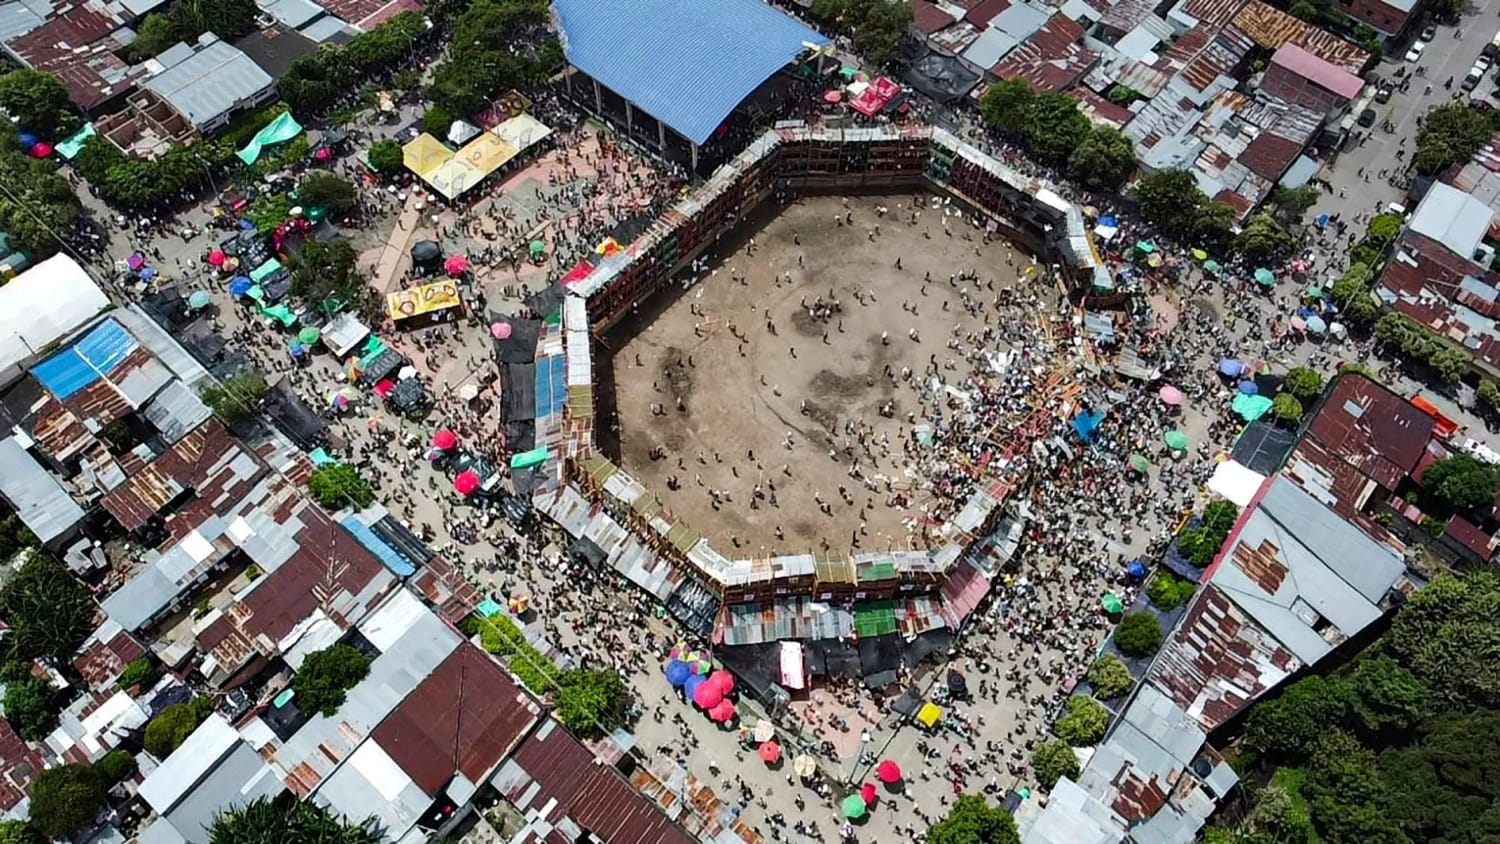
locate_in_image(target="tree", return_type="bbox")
[1415,102,1496,176]
[1284,367,1323,402]
[1330,263,1378,323]
[288,238,369,306]
[1022,92,1091,166]
[1480,380,1500,415]
[307,464,375,511]
[1234,213,1293,262]
[117,656,157,691]
[1069,126,1135,190]
[1054,695,1109,746]
[1385,573,1500,709]
[1113,612,1161,657]
[1032,740,1080,788]
[1304,730,1404,843]
[0,509,37,562]
[1377,709,1500,843]
[978,78,1033,138]
[291,644,371,716]
[1366,212,1403,245]
[1147,571,1197,610]
[208,797,379,844]
[143,698,214,758]
[1269,185,1320,221]
[129,13,180,59]
[94,750,136,785]
[0,821,40,844]
[1423,453,1498,510]
[200,372,269,424]
[1202,499,1240,533]
[810,0,912,67]
[1428,347,1470,383]
[27,764,105,838]
[554,669,626,737]
[1271,393,1304,425]
[0,554,93,664]
[926,794,1020,844]
[1133,170,1204,234]
[1348,655,1428,735]
[170,0,259,39]
[1194,200,1236,245]
[2,679,56,741]
[299,172,359,216]
[368,139,404,175]
[0,70,78,137]
[1105,85,1142,105]
[1244,676,1353,756]
[1087,654,1133,699]
[422,104,455,137]
[1247,785,1313,843]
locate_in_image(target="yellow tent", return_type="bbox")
[915,702,942,728]
[425,158,484,201]
[457,132,517,179]
[402,133,451,179]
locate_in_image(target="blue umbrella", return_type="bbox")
[1316,213,1329,228]
[1306,315,1328,334]
[1126,559,1146,578]
[288,342,307,358]
[17,133,37,148]
[238,219,256,230]
[684,672,706,702]
[229,276,252,297]
[1098,215,1119,227]
[188,290,212,310]
[139,266,157,281]
[664,659,691,687]
[1237,381,1258,395]
[1217,358,1244,377]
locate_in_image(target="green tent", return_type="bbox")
[1203,259,1222,274]
[245,284,266,304]
[263,304,296,327]
[1101,593,1123,613]
[1232,393,1274,422]
[528,240,546,256]
[251,258,283,283]
[237,111,304,165]
[510,446,550,470]
[1305,286,1323,299]
[56,123,96,160]
[308,447,335,467]
[1164,430,1189,451]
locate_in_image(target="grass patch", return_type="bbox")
[1270,767,1321,844]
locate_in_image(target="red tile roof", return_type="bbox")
[1270,43,1363,99]
[373,645,540,793]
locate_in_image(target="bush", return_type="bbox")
[1088,654,1134,699]
[368,139,403,174]
[291,644,371,716]
[1147,572,1197,610]
[0,820,40,844]
[1271,393,1304,425]
[1055,695,1110,746]
[306,464,375,510]
[1032,740,1080,789]
[117,657,156,691]
[1114,612,1162,657]
[27,764,104,837]
[143,698,215,758]
[94,750,136,784]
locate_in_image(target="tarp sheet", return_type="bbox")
[31,318,137,399]
[340,515,416,576]
[56,123,96,159]
[236,112,303,165]
[264,380,327,447]
[510,446,549,469]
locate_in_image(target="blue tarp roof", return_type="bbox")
[553,0,828,145]
[535,354,567,418]
[32,318,138,399]
[339,515,416,577]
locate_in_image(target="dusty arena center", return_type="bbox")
[522,124,1106,650]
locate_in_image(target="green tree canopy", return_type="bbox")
[0,820,40,844]
[289,238,369,308]
[1113,612,1162,657]
[1069,126,1136,191]
[1384,572,1500,709]
[129,13,180,59]
[94,749,136,785]
[307,463,375,511]
[1234,212,1294,262]
[1087,654,1134,699]
[1055,695,1109,746]
[1414,101,1498,176]
[809,0,912,66]
[143,698,215,758]
[1366,212,1403,245]
[27,764,105,838]
[208,797,379,844]
[926,794,1020,844]
[1032,740,1080,789]
[1147,571,1197,611]
[554,669,627,737]
[1330,263,1378,322]
[1244,675,1354,756]
[2,678,57,741]
[1133,169,1232,244]
[1284,367,1323,402]
[0,553,93,665]
[118,656,158,691]
[0,510,37,565]
[368,139,404,175]
[1022,92,1091,166]
[1377,709,1500,843]
[1423,453,1498,511]
[298,172,359,216]
[1271,393,1304,425]
[0,70,78,137]
[1348,655,1428,735]
[291,644,372,716]
[1269,185,1320,221]
[201,372,270,425]
[978,78,1033,138]
[1304,730,1403,842]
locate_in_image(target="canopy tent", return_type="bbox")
[426,157,486,201]
[1232,392,1274,421]
[510,446,549,469]
[403,132,451,179]
[237,112,304,165]
[1207,460,1266,507]
[250,258,283,283]
[56,122,96,159]
[321,312,370,358]
[447,119,482,146]
[915,702,941,727]
[386,279,461,322]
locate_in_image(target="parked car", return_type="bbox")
[1376,84,1395,103]
[1463,67,1486,91]
[1478,55,1495,72]
[1421,24,1437,41]
[1406,41,1425,62]
[1358,108,1377,127]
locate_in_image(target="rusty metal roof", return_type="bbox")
[72,623,147,690]
[1301,373,1434,487]
[1237,131,1301,180]
[100,420,251,532]
[995,15,1095,92]
[4,7,139,110]
[372,644,540,794]
[410,555,482,624]
[0,717,43,811]
[1229,0,1370,73]
[1179,0,1251,28]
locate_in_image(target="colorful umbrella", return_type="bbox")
[1191,248,1208,261]
[689,658,713,675]
[1146,252,1163,268]
[1158,385,1183,406]
[1254,268,1275,286]
[228,276,252,297]
[841,795,867,819]
[823,89,842,103]
[454,469,480,496]
[710,670,735,695]
[1128,453,1150,473]
[445,254,469,275]
[327,390,350,411]
[664,659,691,686]
[758,741,781,764]
[432,429,458,450]
[708,700,736,722]
[1135,241,1156,254]
[860,783,878,805]
[792,755,817,777]
[529,240,547,257]
[1101,592,1124,613]
[876,760,901,783]
[207,249,227,267]
[1164,430,1189,451]
[508,594,529,614]
[1237,381,1259,395]
[752,719,775,742]
[693,680,724,709]
[1289,315,1307,332]
[1305,286,1324,299]
[188,290,212,310]
[297,326,320,345]
[1306,315,1328,334]
[491,322,513,340]
[683,673,706,702]
[30,142,52,158]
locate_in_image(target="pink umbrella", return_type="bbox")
[490,322,513,340]
[207,249,227,267]
[1158,385,1183,406]
[861,782,878,805]
[693,680,724,709]
[876,760,901,783]
[445,254,469,275]
[453,470,480,496]
[432,429,457,450]
[1289,315,1307,332]
[314,147,332,161]
[30,142,52,158]
[710,670,735,695]
[823,90,843,103]
[709,700,736,722]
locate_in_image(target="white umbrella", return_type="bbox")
[397,365,417,380]
[752,719,775,743]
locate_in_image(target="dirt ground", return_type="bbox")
[601,193,1035,555]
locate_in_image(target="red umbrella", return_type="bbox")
[860,782,877,805]
[432,429,458,450]
[876,760,901,783]
[453,470,480,496]
[710,670,735,695]
[708,700,736,722]
[445,254,469,275]
[693,680,724,709]
[758,740,781,764]
[30,142,52,158]
[823,90,843,103]
[207,249,227,267]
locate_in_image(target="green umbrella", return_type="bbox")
[188,290,212,310]
[1129,453,1150,473]
[840,66,858,80]
[1135,241,1156,254]
[1164,430,1189,451]
[528,240,546,256]
[842,795,868,819]
[298,326,321,345]
[1191,248,1208,261]
[1254,268,1275,286]
[1203,259,1222,274]
[1101,592,1124,614]
[1305,286,1323,299]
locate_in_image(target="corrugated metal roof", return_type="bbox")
[1410,182,1494,261]
[553,0,828,145]
[1270,42,1362,99]
[0,436,84,543]
[142,35,273,128]
[1229,0,1369,73]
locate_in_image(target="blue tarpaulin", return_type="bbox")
[535,354,567,418]
[552,0,828,145]
[339,515,416,576]
[1072,410,1105,442]
[476,597,503,617]
[32,319,138,399]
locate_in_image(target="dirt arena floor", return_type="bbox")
[600,194,1036,555]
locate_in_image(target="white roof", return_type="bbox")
[138,714,239,813]
[1409,182,1494,262]
[141,36,274,128]
[0,254,109,387]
